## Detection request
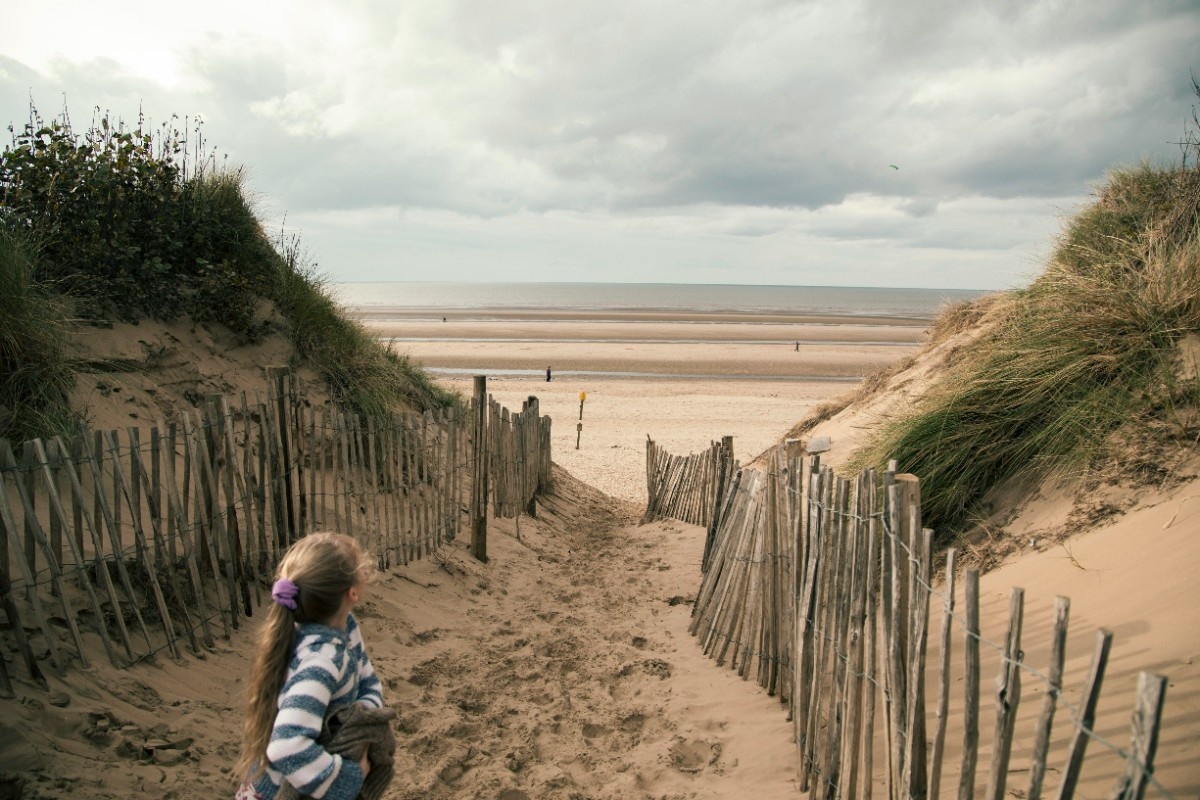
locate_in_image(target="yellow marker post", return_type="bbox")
[578,391,587,420]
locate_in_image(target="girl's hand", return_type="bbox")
[359,747,371,779]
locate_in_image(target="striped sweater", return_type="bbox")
[245,614,385,800]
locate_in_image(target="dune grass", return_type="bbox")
[856,161,1200,540]
[0,223,76,441]
[272,244,459,418]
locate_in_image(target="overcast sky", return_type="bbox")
[2,1,1197,290]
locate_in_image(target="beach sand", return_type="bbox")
[4,309,1196,798]
[368,312,923,502]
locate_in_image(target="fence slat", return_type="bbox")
[929,548,958,800]
[124,432,200,656]
[1108,672,1168,800]
[79,432,156,655]
[1028,597,1070,800]
[49,435,135,663]
[29,439,115,667]
[986,587,1025,800]
[959,569,981,800]
[0,442,67,674]
[1054,629,1114,800]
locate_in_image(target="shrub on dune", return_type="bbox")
[0,105,457,439]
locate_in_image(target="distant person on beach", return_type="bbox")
[235,533,390,800]
[546,366,553,382]
[795,341,799,351]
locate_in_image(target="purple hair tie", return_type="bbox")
[272,578,299,610]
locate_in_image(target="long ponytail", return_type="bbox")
[235,603,296,781]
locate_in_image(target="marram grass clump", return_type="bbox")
[272,253,458,418]
[0,223,76,441]
[857,161,1200,540]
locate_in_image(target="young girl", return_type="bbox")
[235,533,384,800]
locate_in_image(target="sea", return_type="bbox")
[332,282,986,320]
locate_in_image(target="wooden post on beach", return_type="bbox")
[1108,672,1168,800]
[266,367,297,543]
[524,397,538,518]
[471,376,488,562]
[1027,596,1070,800]
[1054,629,1113,800]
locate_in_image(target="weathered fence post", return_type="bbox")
[986,587,1025,800]
[1054,629,1113,800]
[1027,596,1070,800]
[1108,672,1167,800]
[960,569,982,800]
[266,367,297,543]
[930,548,958,800]
[524,396,538,518]
[471,375,488,562]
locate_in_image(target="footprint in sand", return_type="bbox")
[582,722,609,738]
[668,737,722,774]
[619,712,646,733]
[617,659,672,680]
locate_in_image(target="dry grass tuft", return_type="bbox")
[855,159,1200,541]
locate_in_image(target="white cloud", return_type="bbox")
[1,0,1197,289]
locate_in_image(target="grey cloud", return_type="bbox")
[2,0,1197,290]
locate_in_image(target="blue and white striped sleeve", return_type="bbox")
[347,615,384,709]
[265,646,365,800]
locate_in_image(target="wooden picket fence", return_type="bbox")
[643,437,730,528]
[0,370,551,692]
[647,438,1173,800]
[488,394,552,520]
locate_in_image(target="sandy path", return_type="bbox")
[375,470,799,799]
[2,469,801,799]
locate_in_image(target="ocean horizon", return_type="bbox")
[333,281,988,320]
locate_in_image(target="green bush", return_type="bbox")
[1,109,277,332]
[0,104,458,436]
[2,112,184,318]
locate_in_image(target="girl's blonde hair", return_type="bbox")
[235,533,373,781]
